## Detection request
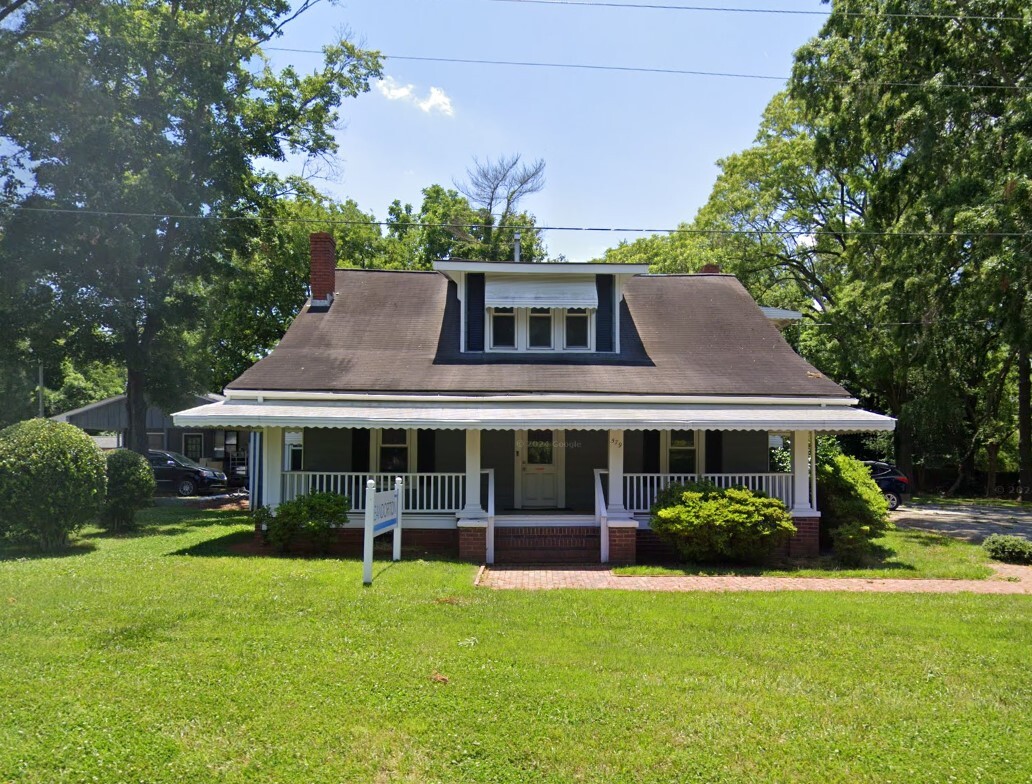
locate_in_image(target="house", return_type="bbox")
[173,233,894,564]
[54,393,251,483]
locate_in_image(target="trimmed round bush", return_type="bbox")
[101,449,156,532]
[982,534,1032,565]
[817,452,890,563]
[264,492,351,553]
[650,482,796,564]
[0,418,107,551]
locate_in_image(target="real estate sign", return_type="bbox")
[363,477,403,585]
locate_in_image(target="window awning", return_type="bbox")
[174,399,895,433]
[484,273,598,309]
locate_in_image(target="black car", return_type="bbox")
[147,450,228,497]
[862,461,910,511]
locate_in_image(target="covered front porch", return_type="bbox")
[255,425,819,564]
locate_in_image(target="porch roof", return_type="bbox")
[173,399,894,433]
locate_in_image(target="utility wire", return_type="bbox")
[480,0,1028,23]
[8,205,1031,238]
[9,29,1028,91]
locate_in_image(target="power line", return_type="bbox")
[480,0,1028,23]
[8,205,1032,239]
[10,29,1028,91]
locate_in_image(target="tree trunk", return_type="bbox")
[985,442,1000,498]
[1019,345,1032,500]
[894,421,914,482]
[126,367,149,455]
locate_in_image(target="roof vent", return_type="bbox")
[309,232,336,309]
[699,263,721,274]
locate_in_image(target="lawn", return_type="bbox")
[615,527,996,580]
[1,508,1029,783]
[911,494,1032,509]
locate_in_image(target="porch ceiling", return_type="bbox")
[173,400,894,433]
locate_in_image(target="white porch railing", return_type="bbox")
[619,472,794,514]
[281,471,466,513]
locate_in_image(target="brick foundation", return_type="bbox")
[635,529,680,564]
[607,527,637,565]
[494,526,600,563]
[254,526,458,558]
[789,516,821,558]
[458,526,487,563]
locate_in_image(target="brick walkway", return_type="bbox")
[478,563,1032,594]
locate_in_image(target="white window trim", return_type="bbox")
[372,427,417,473]
[660,429,702,474]
[485,307,596,354]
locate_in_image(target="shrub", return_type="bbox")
[650,484,796,564]
[0,418,107,551]
[982,534,1032,565]
[264,492,351,553]
[100,449,156,532]
[817,452,890,564]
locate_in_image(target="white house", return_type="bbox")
[174,233,894,563]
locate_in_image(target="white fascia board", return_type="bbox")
[434,260,651,276]
[223,389,860,407]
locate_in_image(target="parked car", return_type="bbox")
[147,450,228,497]
[862,461,910,511]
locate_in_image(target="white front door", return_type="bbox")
[518,429,562,508]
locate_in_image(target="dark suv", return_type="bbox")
[147,450,228,497]
[862,461,910,511]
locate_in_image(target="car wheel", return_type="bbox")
[177,478,198,497]
[884,491,901,511]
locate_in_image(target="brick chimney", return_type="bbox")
[309,232,336,309]
[699,263,722,274]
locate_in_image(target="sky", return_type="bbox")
[266,0,828,261]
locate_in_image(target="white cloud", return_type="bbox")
[376,77,454,117]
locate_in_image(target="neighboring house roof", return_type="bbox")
[759,306,804,329]
[53,393,224,430]
[226,270,850,399]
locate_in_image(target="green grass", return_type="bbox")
[0,508,1029,783]
[615,528,996,580]
[911,494,1032,509]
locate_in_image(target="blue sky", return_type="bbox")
[268,0,827,260]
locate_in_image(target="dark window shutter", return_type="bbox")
[417,429,435,472]
[466,273,485,351]
[642,430,660,473]
[351,428,371,472]
[595,274,614,352]
[705,430,722,473]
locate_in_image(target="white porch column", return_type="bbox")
[790,429,817,515]
[458,428,486,519]
[606,429,633,520]
[261,426,284,511]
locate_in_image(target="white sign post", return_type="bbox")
[363,476,403,585]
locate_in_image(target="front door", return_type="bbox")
[518,429,562,508]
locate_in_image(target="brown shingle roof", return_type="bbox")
[226,270,850,398]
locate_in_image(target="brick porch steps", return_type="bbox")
[494,526,601,564]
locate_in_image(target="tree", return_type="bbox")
[0,0,382,453]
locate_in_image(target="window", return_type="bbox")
[379,428,409,473]
[491,307,516,349]
[284,431,304,471]
[528,308,552,349]
[527,429,554,464]
[668,430,696,474]
[565,308,589,348]
[485,307,594,352]
[183,433,203,462]
[147,431,165,450]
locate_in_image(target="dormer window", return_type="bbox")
[565,308,589,349]
[486,307,595,353]
[491,307,516,349]
[528,308,553,349]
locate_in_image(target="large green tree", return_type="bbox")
[0,0,381,452]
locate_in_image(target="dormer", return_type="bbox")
[434,260,650,354]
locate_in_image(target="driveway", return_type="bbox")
[892,504,1032,543]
